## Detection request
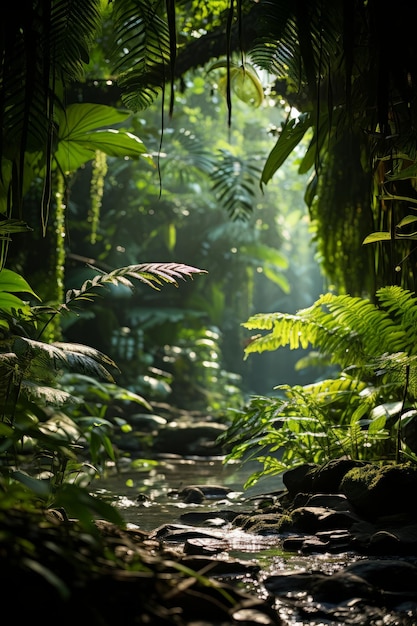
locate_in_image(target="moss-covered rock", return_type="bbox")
[340,462,417,520]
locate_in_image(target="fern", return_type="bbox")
[243,287,417,371]
[222,373,391,486]
[111,1,171,111]
[225,286,417,484]
[65,262,207,305]
[0,262,207,413]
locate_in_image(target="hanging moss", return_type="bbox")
[89,150,108,245]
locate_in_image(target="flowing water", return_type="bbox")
[91,455,394,626]
[92,454,284,531]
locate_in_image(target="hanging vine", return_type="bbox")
[89,150,108,245]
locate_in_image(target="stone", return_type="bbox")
[282,462,316,494]
[153,422,227,455]
[311,457,368,492]
[340,462,417,519]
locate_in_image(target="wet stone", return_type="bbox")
[184,537,229,556]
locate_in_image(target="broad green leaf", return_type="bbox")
[230,66,264,107]
[0,291,33,318]
[0,268,39,299]
[55,129,152,173]
[58,103,132,136]
[262,265,290,292]
[53,103,153,173]
[397,215,417,228]
[208,60,263,107]
[12,470,51,497]
[363,231,392,244]
[261,113,311,186]
[240,244,288,268]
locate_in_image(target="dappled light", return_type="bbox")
[1,1,417,624]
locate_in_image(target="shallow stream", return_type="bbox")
[93,454,283,532]
[91,455,390,626]
[92,454,356,576]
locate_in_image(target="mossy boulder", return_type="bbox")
[340,463,417,520]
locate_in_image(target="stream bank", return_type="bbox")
[92,452,417,625]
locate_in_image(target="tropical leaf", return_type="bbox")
[0,269,39,300]
[20,381,80,407]
[110,1,171,111]
[363,232,392,244]
[0,269,40,328]
[208,60,264,107]
[261,113,311,187]
[210,150,263,219]
[65,262,207,304]
[52,104,153,173]
[12,337,119,384]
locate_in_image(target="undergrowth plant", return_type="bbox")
[0,262,206,528]
[222,285,417,487]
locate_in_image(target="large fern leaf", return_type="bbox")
[65,262,207,305]
[243,287,417,370]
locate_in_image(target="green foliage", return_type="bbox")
[0,269,39,328]
[221,376,392,488]
[261,113,312,188]
[211,149,264,220]
[207,60,264,108]
[110,0,171,111]
[0,262,206,525]
[163,326,243,413]
[223,285,417,486]
[243,287,417,369]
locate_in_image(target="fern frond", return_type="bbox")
[243,289,414,370]
[376,286,417,354]
[65,262,207,304]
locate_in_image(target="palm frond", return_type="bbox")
[161,128,216,179]
[110,0,171,111]
[249,0,341,90]
[0,0,101,221]
[210,150,263,220]
[51,0,102,82]
[12,337,118,383]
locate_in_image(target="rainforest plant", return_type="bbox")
[0,262,206,526]
[222,285,417,486]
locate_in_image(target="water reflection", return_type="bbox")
[92,455,284,531]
